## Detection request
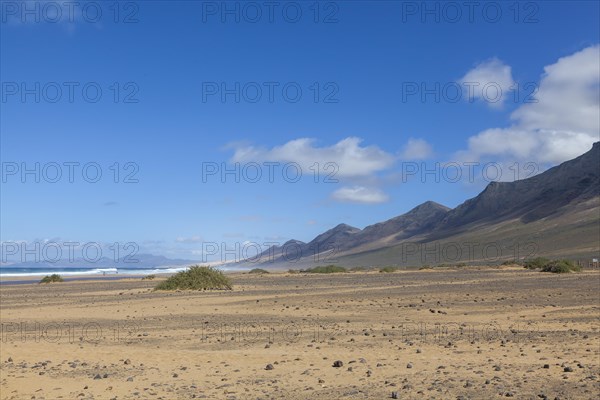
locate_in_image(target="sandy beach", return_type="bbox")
[1,267,598,399]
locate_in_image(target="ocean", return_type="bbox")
[0,265,190,279]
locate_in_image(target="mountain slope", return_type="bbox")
[240,143,599,269]
[432,142,600,236]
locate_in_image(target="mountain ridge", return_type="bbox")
[244,142,599,268]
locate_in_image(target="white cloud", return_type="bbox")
[458,45,600,165]
[459,58,515,108]
[229,136,433,203]
[400,138,433,160]
[331,186,389,204]
[229,137,394,178]
[175,236,203,244]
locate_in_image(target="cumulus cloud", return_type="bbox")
[399,138,433,160]
[331,186,389,204]
[229,137,394,178]
[459,58,515,108]
[458,45,600,165]
[228,136,432,203]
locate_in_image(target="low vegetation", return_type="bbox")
[379,266,400,273]
[142,274,156,280]
[304,265,347,274]
[501,260,523,266]
[248,268,269,274]
[154,266,232,291]
[523,257,581,273]
[40,274,64,284]
[541,259,581,273]
[523,257,551,269]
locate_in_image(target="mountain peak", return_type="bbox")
[410,200,451,212]
[283,239,305,246]
[333,223,359,231]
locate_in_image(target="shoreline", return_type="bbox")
[0,274,158,286]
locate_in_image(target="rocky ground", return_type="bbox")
[1,267,599,399]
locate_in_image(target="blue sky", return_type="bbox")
[1,1,599,262]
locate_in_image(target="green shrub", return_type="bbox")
[248,268,269,274]
[541,259,581,273]
[523,257,551,269]
[40,274,64,284]
[419,265,432,270]
[304,265,347,274]
[379,266,399,273]
[142,274,156,280]
[349,266,370,272]
[154,266,232,291]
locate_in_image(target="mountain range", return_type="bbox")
[242,142,600,269]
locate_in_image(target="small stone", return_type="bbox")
[333,360,344,368]
[93,374,102,380]
[124,359,131,365]
[563,366,573,372]
[265,364,274,370]
[391,391,399,399]
[406,363,413,369]
[543,364,550,369]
